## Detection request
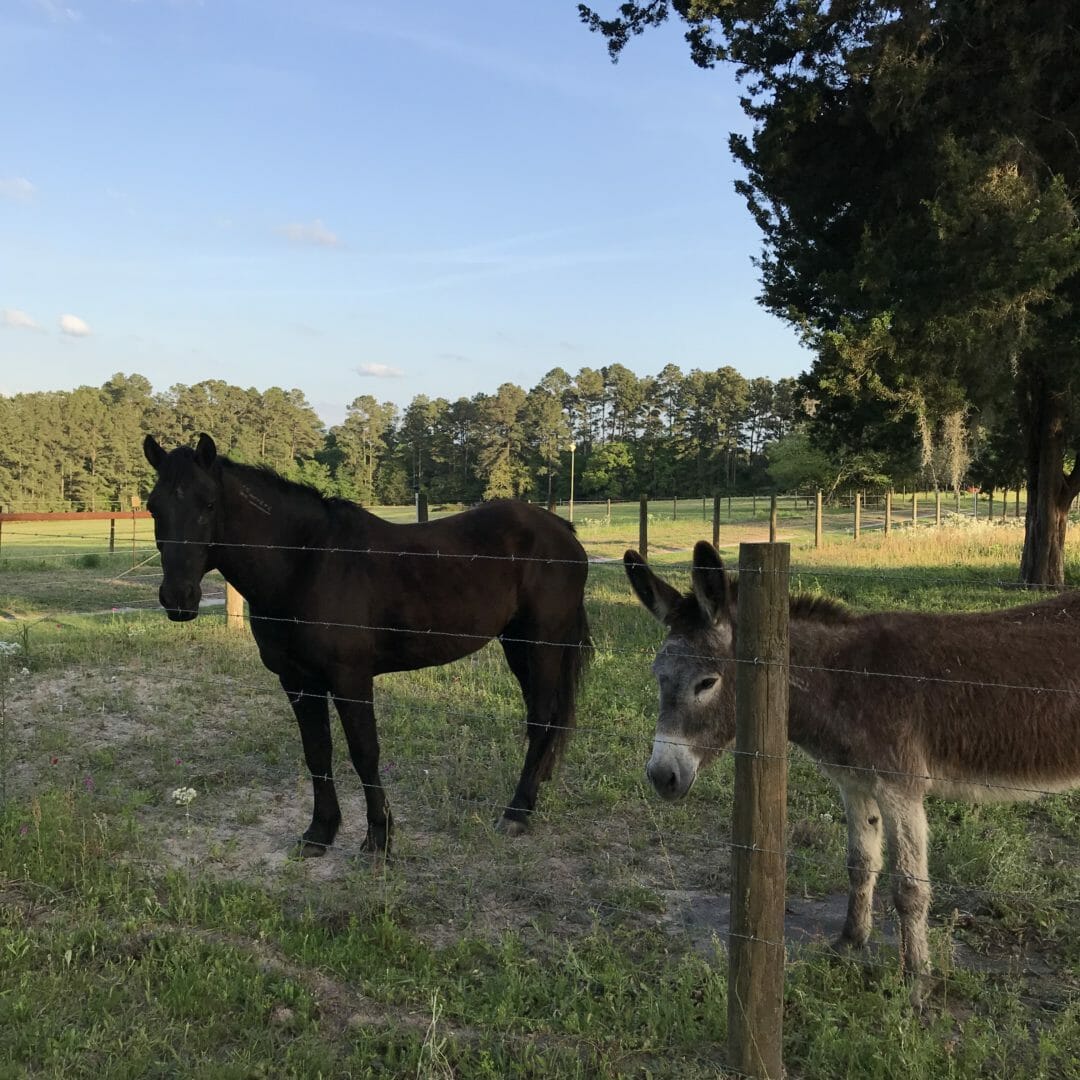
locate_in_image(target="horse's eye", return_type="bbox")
[694,676,718,695]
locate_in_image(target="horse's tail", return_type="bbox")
[547,596,591,772]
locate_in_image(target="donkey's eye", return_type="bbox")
[694,676,718,695]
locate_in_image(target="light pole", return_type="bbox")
[569,442,576,523]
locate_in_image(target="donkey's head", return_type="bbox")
[143,433,224,621]
[625,540,736,800]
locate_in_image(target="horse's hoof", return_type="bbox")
[496,816,528,838]
[361,830,391,857]
[298,839,330,858]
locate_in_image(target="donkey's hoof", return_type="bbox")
[909,973,936,1012]
[496,816,528,838]
[831,932,870,953]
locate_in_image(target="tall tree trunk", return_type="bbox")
[1019,383,1080,587]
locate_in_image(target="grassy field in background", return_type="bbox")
[1,509,1079,1077]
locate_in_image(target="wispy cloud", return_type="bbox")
[437,352,470,364]
[0,177,35,201]
[277,219,341,248]
[32,0,81,23]
[2,308,42,331]
[356,363,404,378]
[59,313,92,337]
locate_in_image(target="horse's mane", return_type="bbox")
[221,458,367,520]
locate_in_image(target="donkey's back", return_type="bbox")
[818,591,1080,800]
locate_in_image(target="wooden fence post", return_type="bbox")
[672,496,678,521]
[912,490,918,529]
[884,491,892,537]
[935,490,942,527]
[769,494,778,542]
[416,492,429,523]
[854,492,861,541]
[713,494,721,549]
[729,542,789,1080]
[225,584,245,632]
[109,518,116,553]
[639,495,649,561]
[814,491,822,549]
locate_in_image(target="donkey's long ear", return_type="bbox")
[143,434,166,472]
[691,540,731,625]
[194,433,217,470]
[624,550,682,624]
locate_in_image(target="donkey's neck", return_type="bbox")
[783,618,863,761]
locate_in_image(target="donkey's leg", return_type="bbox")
[331,673,393,855]
[837,786,884,948]
[881,792,932,1004]
[497,637,562,837]
[280,676,341,857]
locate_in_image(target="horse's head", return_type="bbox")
[625,540,736,801]
[143,433,224,621]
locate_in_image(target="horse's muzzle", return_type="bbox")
[159,583,201,622]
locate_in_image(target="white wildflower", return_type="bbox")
[171,786,197,807]
[0,641,21,656]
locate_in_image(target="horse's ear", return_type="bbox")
[194,433,217,469]
[691,540,731,625]
[624,549,681,624]
[143,434,166,472]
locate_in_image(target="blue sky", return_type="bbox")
[0,0,810,426]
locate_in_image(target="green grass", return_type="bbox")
[1,513,1079,1077]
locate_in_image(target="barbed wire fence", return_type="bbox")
[2,526,1080,1076]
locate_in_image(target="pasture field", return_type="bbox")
[1,509,1079,1078]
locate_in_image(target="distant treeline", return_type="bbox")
[0,366,801,511]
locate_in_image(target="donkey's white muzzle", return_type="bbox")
[646,735,701,801]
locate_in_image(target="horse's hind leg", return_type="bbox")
[836,785,883,948]
[332,673,393,855]
[881,791,932,1005]
[280,676,342,857]
[498,637,564,837]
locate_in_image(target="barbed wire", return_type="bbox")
[5,642,1080,922]
[5,552,1080,1029]
[8,595,1080,804]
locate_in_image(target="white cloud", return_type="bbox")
[356,363,404,379]
[2,308,42,331]
[59,313,92,337]
[277,219,341,248]
[0,177,35,201]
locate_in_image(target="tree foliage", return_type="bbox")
[0,365,809,512]
[580,0,1080,583]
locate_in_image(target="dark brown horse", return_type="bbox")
[143,433,591,856]
[626,540,1080,1004]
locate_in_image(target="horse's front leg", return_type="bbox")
[280,676,341,857]
[836,785,883,949]
[332,673,393,855]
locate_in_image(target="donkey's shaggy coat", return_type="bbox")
[626,541,1080,1002]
